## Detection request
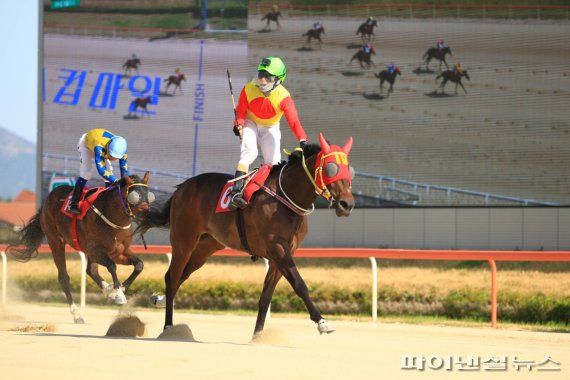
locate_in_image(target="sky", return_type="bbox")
[0,2,39,144]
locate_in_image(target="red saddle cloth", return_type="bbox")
[216,164,272,213]
[60,187,107,219]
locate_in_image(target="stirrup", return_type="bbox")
[230,192,248,209]
[68,203,81,215]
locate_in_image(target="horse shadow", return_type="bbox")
[159,91,174,97]
[424,90,454,98]
[346,43,362,49]
[341,70,365,77]
[297,46,314,52]
[413,67,436,75]
[257,29,273,33]
[123,114,141,120]
[346,91,386,100]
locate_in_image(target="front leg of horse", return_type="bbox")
[115,252,144,292]
[253,262,283,337]
[459,81,467,94]
[101,257,127,305]
[86,259,114,295]
[271,244,334,334]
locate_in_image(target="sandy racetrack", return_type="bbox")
[1,303,568,379]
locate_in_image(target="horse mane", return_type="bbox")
[271,143,321,174]
[117,174,143,187]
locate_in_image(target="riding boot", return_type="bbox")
[68,177,87,215]
[230,171,248,210]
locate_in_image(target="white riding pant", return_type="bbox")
[77,133,113,180]
[237,119,282,173]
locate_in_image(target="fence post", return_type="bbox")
[1,251,6,306]
[78,251,86,309]
[488,260,497,328]
[369,257,378,321]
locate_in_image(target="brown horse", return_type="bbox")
[128,96,154,117]
[356,20,378,42]
[7,173,154,323]
[164,73,186,95]
[422,46,452,71]
[375,66,402,95]
[135,133,355,337]
[261,10,282,30]
[122,58,141,76]
[436,69,470,94]
[302,26,325,49]
[351,47,376,69]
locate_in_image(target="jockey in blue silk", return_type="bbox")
[388,64,396,74]
[68,128,130,214]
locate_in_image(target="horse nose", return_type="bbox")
[338,199,354,215]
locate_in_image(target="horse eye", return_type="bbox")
[324,162,339,177]
[128,191,140,205]
[349,166,355,180]
[147,191,155,203]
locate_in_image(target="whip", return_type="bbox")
[226,69,241,139]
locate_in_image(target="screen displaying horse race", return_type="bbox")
[41,0,248,201]
[42,1,569,207]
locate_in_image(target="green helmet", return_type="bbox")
[257,57,286,82]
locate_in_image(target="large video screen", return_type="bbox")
[248,2,570,207]
[42,0,248,200]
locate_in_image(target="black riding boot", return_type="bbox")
[230,171,248,209]
[68,177,87,215]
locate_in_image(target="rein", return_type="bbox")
[93,182,149,230]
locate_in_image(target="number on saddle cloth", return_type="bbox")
[61,187,107,219]
[216,165,273,213]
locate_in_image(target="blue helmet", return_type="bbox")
[108,136,127,158]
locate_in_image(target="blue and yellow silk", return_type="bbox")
[85,128,129,182]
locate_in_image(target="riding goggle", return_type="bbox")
[127,183,155,206]
[257,71,276,82]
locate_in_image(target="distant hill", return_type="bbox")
[0,126,36,199]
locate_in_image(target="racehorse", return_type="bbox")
[435,69,470,94]
[351,47,376,69]
[375,66,402,95]
[302,26,325,49]
[7,173,154,323]
[356,20,378,42]
[123,58,141,76]
[135,133,355,337]
[261,10,282,30]
[422,46,452,72]
[164,73,186,95]
[129,96,154,117]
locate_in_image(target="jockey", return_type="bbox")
[365,16,375,25]
[131,53,138,59]
[230,57,308,209]
[362,42,373,54]
[313,21,322,30]
[68,128,129,214]
[387,63,396,74]
[436,39,446,51]
[453,62,463,74]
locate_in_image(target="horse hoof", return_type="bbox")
[74,317,85,324]
[150,293,166,308]
[317,318,335,335]
[108,288,127,305]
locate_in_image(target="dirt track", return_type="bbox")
[1,303,569,379]
[250,17,570,203]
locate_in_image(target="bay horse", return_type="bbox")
[261,10,282,30]
[128,96,153,117]
[123,58,141,76]
[302,26,325,49]
[135,133,355,337]
[356,20,378,42]
[375,66,402,95]
[436,69,470,94]
[422,46,452,71]
[351,47,376,69]
[7,173,154,323]
[164,73,186,95]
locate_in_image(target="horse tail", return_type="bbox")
[6,209,44,262]
[134,197,172,237]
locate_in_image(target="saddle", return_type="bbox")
[216,164,272,213]
[60,187,107,219]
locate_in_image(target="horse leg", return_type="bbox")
[379,79,384,94]
[114,251,144,291]
[47,236,84,323]
[270,242,333,334]
[85,258,113,295]
[458,80,467,94]
[253,260,282,337]
[100,254,126,304]
[441,78,448,93]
